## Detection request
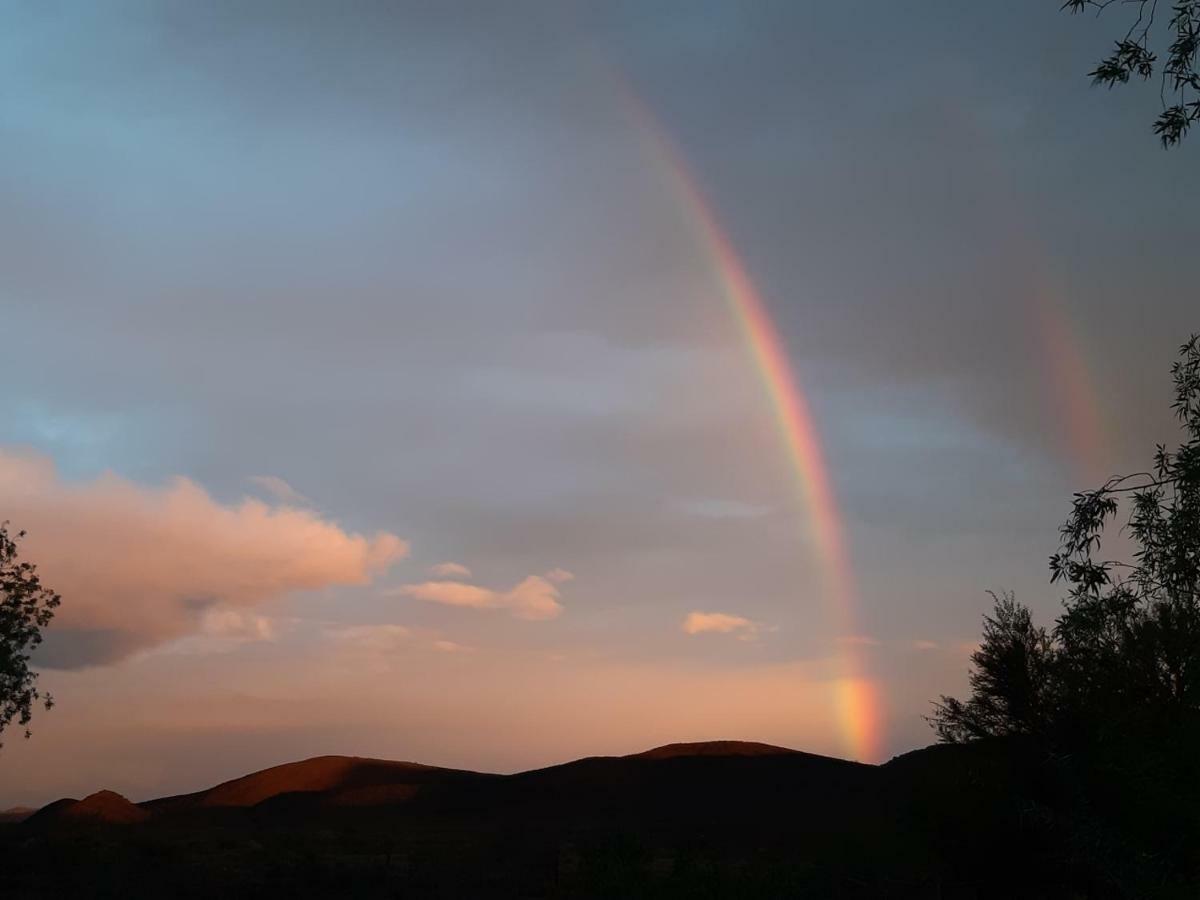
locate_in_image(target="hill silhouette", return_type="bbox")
[20,740,864,829]
[628,740,800,759]
[0,738,1099,898]
[25,790,148,828]
[142,754,495,816]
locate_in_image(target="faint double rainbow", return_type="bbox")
[616,87,883,763]
[947,102,1110,487]
[613,84,1108,763]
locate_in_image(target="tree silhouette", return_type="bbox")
[933,335,1200,885]
[930,592,1054,742]
[0,524,60,747]
[935,335,1200,741]
[1064,1,1200,145]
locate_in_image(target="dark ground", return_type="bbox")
[2,740,1191,898]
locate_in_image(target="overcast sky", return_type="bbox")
[1,0,1197,806]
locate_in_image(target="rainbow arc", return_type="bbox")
[619,87,883,763]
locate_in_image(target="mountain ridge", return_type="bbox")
[20,739,872,825]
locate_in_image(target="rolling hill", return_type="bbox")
[24,790,148,828]
[2,739,1121,898]
[141,754,496,815]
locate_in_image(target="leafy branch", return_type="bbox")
[1064,0,1200,145]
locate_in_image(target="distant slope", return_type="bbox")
[0,806,35,824]
[143,754,496,816]
[629,740,805,759]
[25,791,148,828]
[27,740,878,830]
[504,740,877,827]
[515,739,869,784]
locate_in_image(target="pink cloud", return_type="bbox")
[681,611,759,637]
[247,475,310,506]
[0,450,408,667]
[395,571,566,620]
[428,561,472,579]
[200,609,276,642]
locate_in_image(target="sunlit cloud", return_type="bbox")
[394,571,568,620]
[912,639,939,652]
[681,611,762,639]
[150,609,280,658]
[247,475,311,506]
[201,609,276,642]
[0,449,408,668]
[429,561,472,579]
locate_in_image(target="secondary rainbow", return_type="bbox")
[618,88,883,763]
[1029,285,1108,485]
[946,101,1109,486]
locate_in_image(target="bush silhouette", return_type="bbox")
[933,334,1200,890]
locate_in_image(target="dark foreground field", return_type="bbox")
[1,740,1186,898]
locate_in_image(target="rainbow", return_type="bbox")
[1029,286,1108,486]
[618,89,883,763]
[943,102,1109,486]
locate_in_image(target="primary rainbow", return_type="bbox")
[618,89,883,763]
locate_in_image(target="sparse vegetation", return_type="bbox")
[1065,1,1200,145]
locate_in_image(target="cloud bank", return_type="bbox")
[0,450,407,668]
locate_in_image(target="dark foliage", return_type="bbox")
[1064,1,1200,145]
[933,334,1200,893]
[1052,335,1200,741]
[931,592,1055,742]
[0,523,60,747]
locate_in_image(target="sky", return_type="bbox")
[1,0,1198,807]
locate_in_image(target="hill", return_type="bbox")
[23,740,863,829]
[142,754,495,816]
[0,739,1132,898]
[24,790,148,828]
